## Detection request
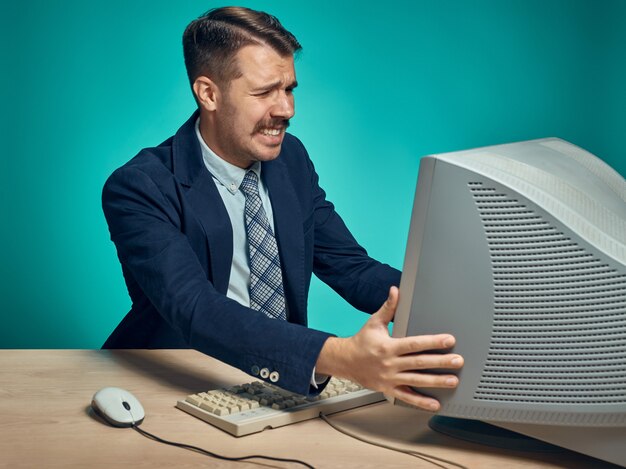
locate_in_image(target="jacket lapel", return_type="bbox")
[171,112,233,295]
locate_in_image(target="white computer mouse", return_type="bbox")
[91,387,145,427]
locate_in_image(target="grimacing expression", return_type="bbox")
[210,44,297,168]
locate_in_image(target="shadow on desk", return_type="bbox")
[329,403,623,469]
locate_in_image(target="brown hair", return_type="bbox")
[183,6,301,90]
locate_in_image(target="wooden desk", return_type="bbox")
[0,350,619,468]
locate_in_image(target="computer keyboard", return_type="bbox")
[176,377,385,436]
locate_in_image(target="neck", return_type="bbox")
[197,113,250,169]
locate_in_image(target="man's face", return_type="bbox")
[211,44,297,168]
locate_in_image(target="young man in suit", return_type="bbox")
[102,6,463,410]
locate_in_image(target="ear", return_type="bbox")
[193,76,220,112]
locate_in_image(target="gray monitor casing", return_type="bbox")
[392,138,626,466]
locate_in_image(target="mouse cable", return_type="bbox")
[319,412,469,469]
[131,423,315,469]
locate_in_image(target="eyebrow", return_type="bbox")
[251,80,298,93]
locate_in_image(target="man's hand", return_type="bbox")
[316,286,463,411]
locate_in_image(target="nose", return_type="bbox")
[271,90,295,120]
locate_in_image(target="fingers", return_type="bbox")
[392,385,441,412]
[395,333,456,356]
[397,371,459,389]
[373,286,399,326]
[390,371,460,411]
[398,352,464,371]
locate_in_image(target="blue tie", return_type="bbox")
[240,171,287,320]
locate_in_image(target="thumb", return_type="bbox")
[374,286,399,326]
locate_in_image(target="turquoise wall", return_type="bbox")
[1,1,624,347]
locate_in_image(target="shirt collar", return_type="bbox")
[195,118,261,195]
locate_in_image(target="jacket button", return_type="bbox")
[269,371,280,383]
[260,367,270,379]
[251,365,260,376]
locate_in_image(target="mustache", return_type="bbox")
[253,119,290,133]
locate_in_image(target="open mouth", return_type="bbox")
[259,128,284,137]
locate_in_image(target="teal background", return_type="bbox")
[1,1,624,347]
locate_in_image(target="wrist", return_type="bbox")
[315,336,350,378]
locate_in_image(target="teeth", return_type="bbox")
[261,128,281,136]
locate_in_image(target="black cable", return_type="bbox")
[131,424,315,469]
[319,412,469,469]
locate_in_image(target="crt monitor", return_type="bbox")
[391,137,626,467]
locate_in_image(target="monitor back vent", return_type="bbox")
[468,182,626,405]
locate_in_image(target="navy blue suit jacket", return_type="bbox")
[102,112,401,395]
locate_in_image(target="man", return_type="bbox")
[102,6,463,410]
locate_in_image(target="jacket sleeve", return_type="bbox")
[102,165,332,396]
